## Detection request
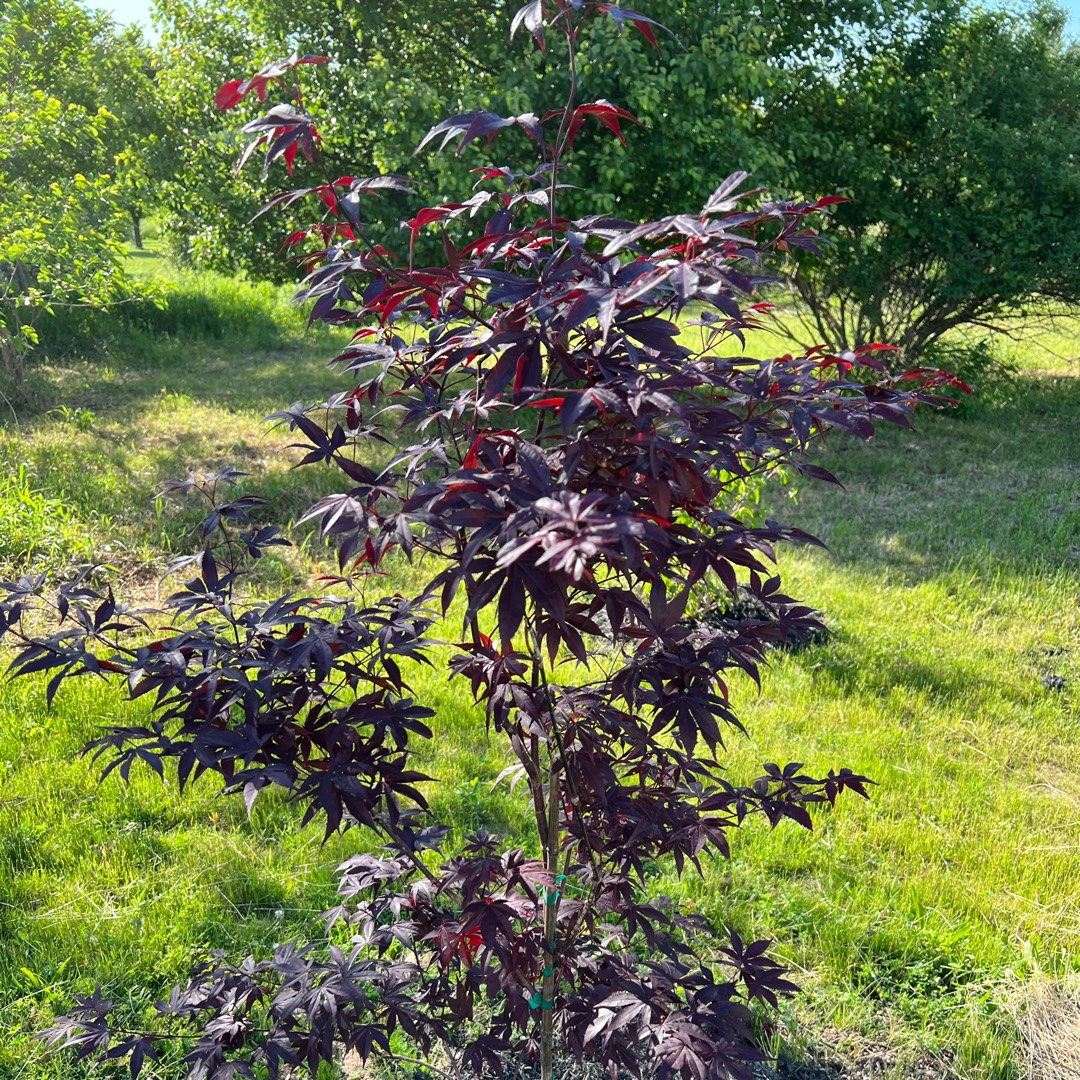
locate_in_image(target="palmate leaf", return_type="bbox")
[214,53,329,111]
[416,111,547,156]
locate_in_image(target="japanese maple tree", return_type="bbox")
[1,2,964,1079]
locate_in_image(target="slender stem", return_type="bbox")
[547,1,580,238]
[540,748,560,1080]
[527,615,565,1080]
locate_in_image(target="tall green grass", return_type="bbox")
[33,272,317,363]
[0,466,92,571]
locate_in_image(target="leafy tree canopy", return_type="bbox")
[783,1,1080,356]
[0,0,159,388]
[3,0,164,244]
[148,0,1080,354]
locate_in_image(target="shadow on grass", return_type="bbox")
[796,644,1033,713]
[14,333,345,422]
[775,373,1080,581]
[19,291,1077,586]
[5,269,351,427]
[124,248,162,263]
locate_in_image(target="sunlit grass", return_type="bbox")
[0,280,1078,1077]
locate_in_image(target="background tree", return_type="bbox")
[151,0,287,274]
[778,1,1080,358]
[0,0,168,391]
[147,0,910,263]
[149,0,514,275]
[148,0,1080,355]
[0,97,126,388]
[2,0,165,247]
[0,86,127,390]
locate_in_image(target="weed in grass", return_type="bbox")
[47,405,95,432]
[0,465,92,572]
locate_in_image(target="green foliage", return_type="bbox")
[0,91,129,389]
[144,0,870,263]
[786,2,1080,356]
[1,0,164,241]
[0,0,167,389]
[151,0,289,276]
[526,0,907,220]
[145,0,988,259]
[148,0,1080,359]
[148,0,517,273]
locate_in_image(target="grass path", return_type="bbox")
[0,273,1078,1078]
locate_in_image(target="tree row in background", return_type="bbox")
[4,0,1080,372]
[0,0,160,385]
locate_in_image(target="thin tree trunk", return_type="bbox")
[540,757,560,1080]
[0,308,25,394]
[131,208,143,250]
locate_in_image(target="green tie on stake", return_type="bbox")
[531,875,568,1008]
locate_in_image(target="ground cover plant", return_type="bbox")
[0,2,971,1079]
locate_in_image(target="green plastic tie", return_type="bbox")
[529,992,542,1009]
[555,874,568,884]
[543,966,554,977]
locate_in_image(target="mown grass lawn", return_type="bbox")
[0,259,1077,1079]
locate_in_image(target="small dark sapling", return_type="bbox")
[2,3,966,1079]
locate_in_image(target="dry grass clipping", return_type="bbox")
[1006,973,1080,1080]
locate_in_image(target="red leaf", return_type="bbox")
[471,166,514,183]
[569,101,640,148]
[632,16,659,49]
[406,206,456,235]
[214,80,245,111]
[813,195,850,209]
[597,5,664,50]
[462,436,483,470]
